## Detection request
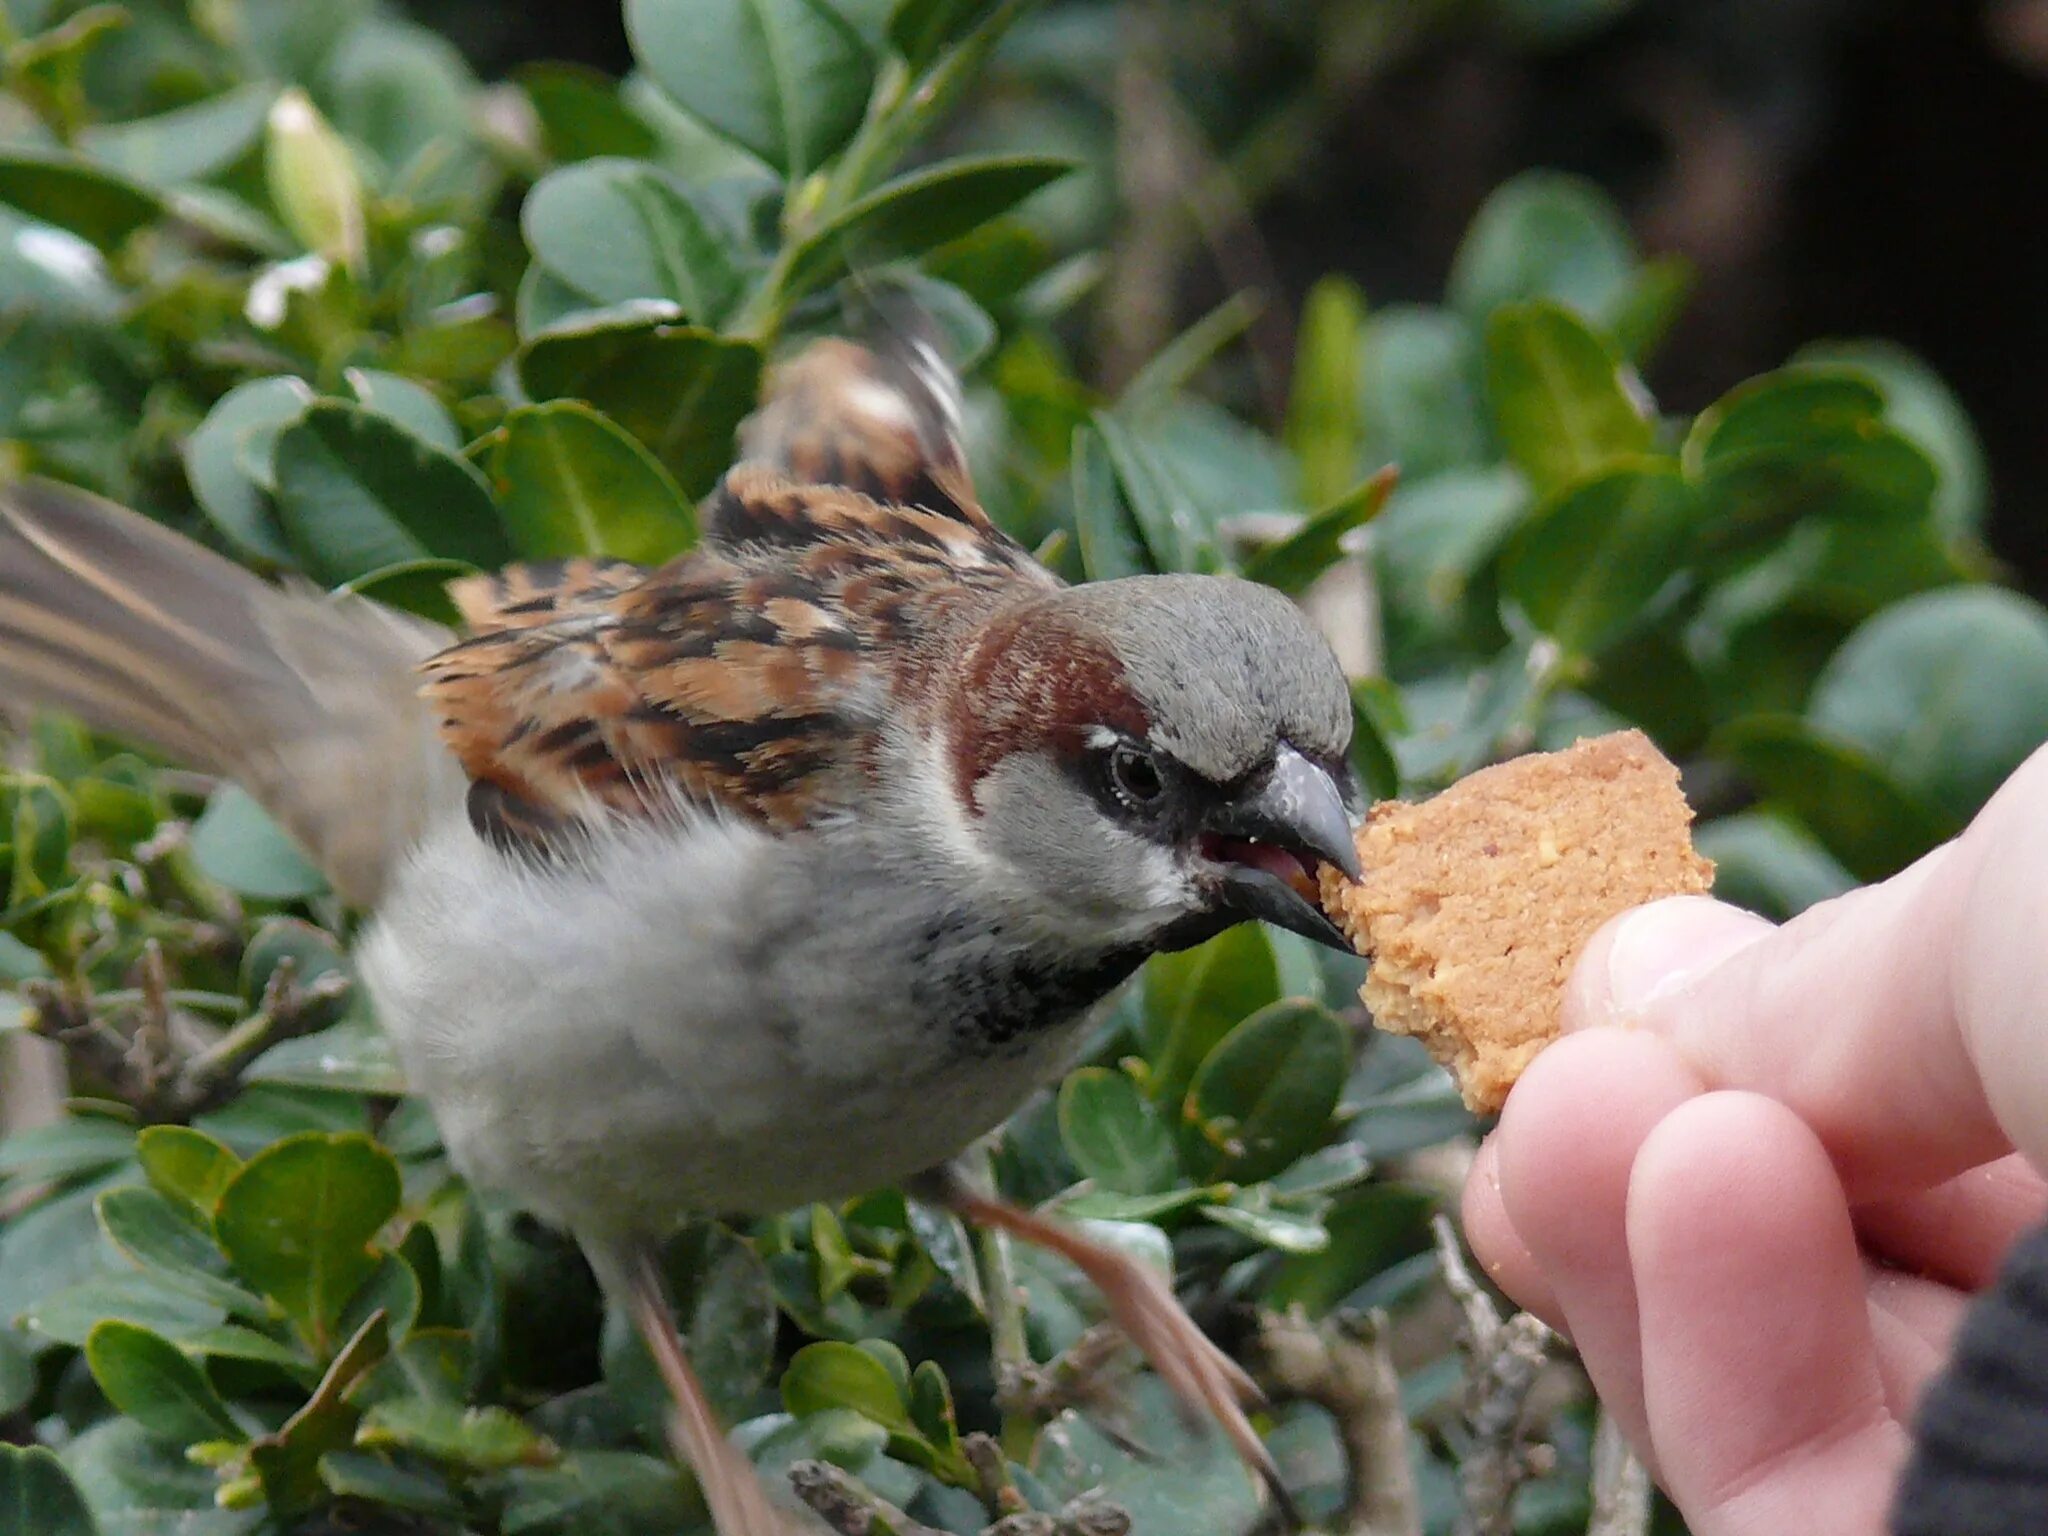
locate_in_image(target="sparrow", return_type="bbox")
[0,330,1362,1534]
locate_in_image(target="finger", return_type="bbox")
[1461,1136,1561,1326]
[1629,1092,1911,1536]
[1952,746,2048,1173]
[1865,1267,1967,1419]
[1493,1029,1703,1461]
[1855,1153,2048,1290]
[1571,842,2003,1199]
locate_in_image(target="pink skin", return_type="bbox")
[1461,743,2048,1536]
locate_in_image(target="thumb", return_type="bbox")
[1561,746,2048,1199]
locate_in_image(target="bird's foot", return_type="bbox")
[931,1179,1301,1528]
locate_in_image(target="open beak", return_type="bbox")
[1203,745,1361,951]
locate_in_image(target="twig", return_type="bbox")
[1587,1409,1652,1536]
[964,1146,1039,1462]
[1432,1216,1559,1536]
[1256,1307,1422,1536]
[789,1460,946,1536]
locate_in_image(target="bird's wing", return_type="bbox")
[0,477,459,906]
[420,332,1051,846]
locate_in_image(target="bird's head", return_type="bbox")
[942,573,1361,954]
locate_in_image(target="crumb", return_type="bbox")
[1319,730,1713,1115]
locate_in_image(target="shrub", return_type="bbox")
[2,2,2043,1533]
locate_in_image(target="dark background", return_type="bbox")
[401,0,2048,593]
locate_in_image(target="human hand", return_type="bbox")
[1461,744,2048,1535]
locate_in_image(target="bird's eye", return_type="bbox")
[1107,742,1165,808]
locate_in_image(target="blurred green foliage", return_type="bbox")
[1,1,2044,1533]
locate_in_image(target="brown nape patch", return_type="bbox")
[1319,731,1714,1115]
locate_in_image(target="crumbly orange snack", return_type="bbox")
[1319,730,1713,1114]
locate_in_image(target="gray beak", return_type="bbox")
[1207,746,1362,952]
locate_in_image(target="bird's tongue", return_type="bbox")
[1210,835,1319,900]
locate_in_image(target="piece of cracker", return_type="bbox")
[1319,730,1713,1114]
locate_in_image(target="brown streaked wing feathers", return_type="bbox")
[420,467,1048,837]
[421,333,1053,841]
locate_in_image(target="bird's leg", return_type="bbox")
[583,1235,793,1536]
[913,1166,1300,1527]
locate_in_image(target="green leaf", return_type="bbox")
[1122,290,1262,414]
[1349,679,1402,802]
[1057,1068,1177,1195]
[345,369,461,454]
[1143,925,1280,1110]
[3,776,71,905]
[519,319,764,498]
[1033,1375,1262,1532]
[0,1117,135,1183]
[1093,410,1198,572]
[1796,341,1987,539]
[524,159,744,327]
[1718,715,1956,882]
[781,1340,912,1431]
[1286,276,1367,507]
[1500,463,1699,656]
[0,1445,96,1536]
[340,559,474,626]
[183,376,313,565]
[324,18,479,185]
[1374,467,1528,664]
[1807,588,2048,825]
[775,155,1074,309]
[80,83,276,189]
[0,151,161,252]
[889,0,1005,66]
[358,1398,554,1471]
[1070,424,1147,581]
[1266,1183,1437,1315]
[97,1187,268,1319]
[181,1325,311,1371]
[490,1449,702,1536]
[604,1226,776,1434]
[263,89,365,271]
[246,1020,406,1097]
[0,1328,33,1416]
[518,63,661,162]
[1485,300,1652,495]
[248,1308,389,1513]
[1683,369,1940,550]
[1199,1196,1329,1254]
[189,785,327,901]
[1055,1186,1219,1223]
[489,402,697,564]
[1448,170,1638,332]
[272,402,509,583]
[1185,999,1347,1183]
[626,0,874,177]
[21,1270,224,1349]
[1359,305,1490,480]
[1694,810,1855,922]
[214,1132,402,1354]
[85,1320,243,1444]
[1243,468,1397,596]
[319,1450,463,1518]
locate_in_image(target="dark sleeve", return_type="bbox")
[1892,1217,2048,1533]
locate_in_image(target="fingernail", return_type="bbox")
[1579,897,1772,1028]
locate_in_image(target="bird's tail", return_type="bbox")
[0,477,459,904]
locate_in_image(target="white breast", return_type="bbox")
[359,814,1093,1237]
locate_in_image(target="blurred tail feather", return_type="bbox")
[0,477,460,905]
